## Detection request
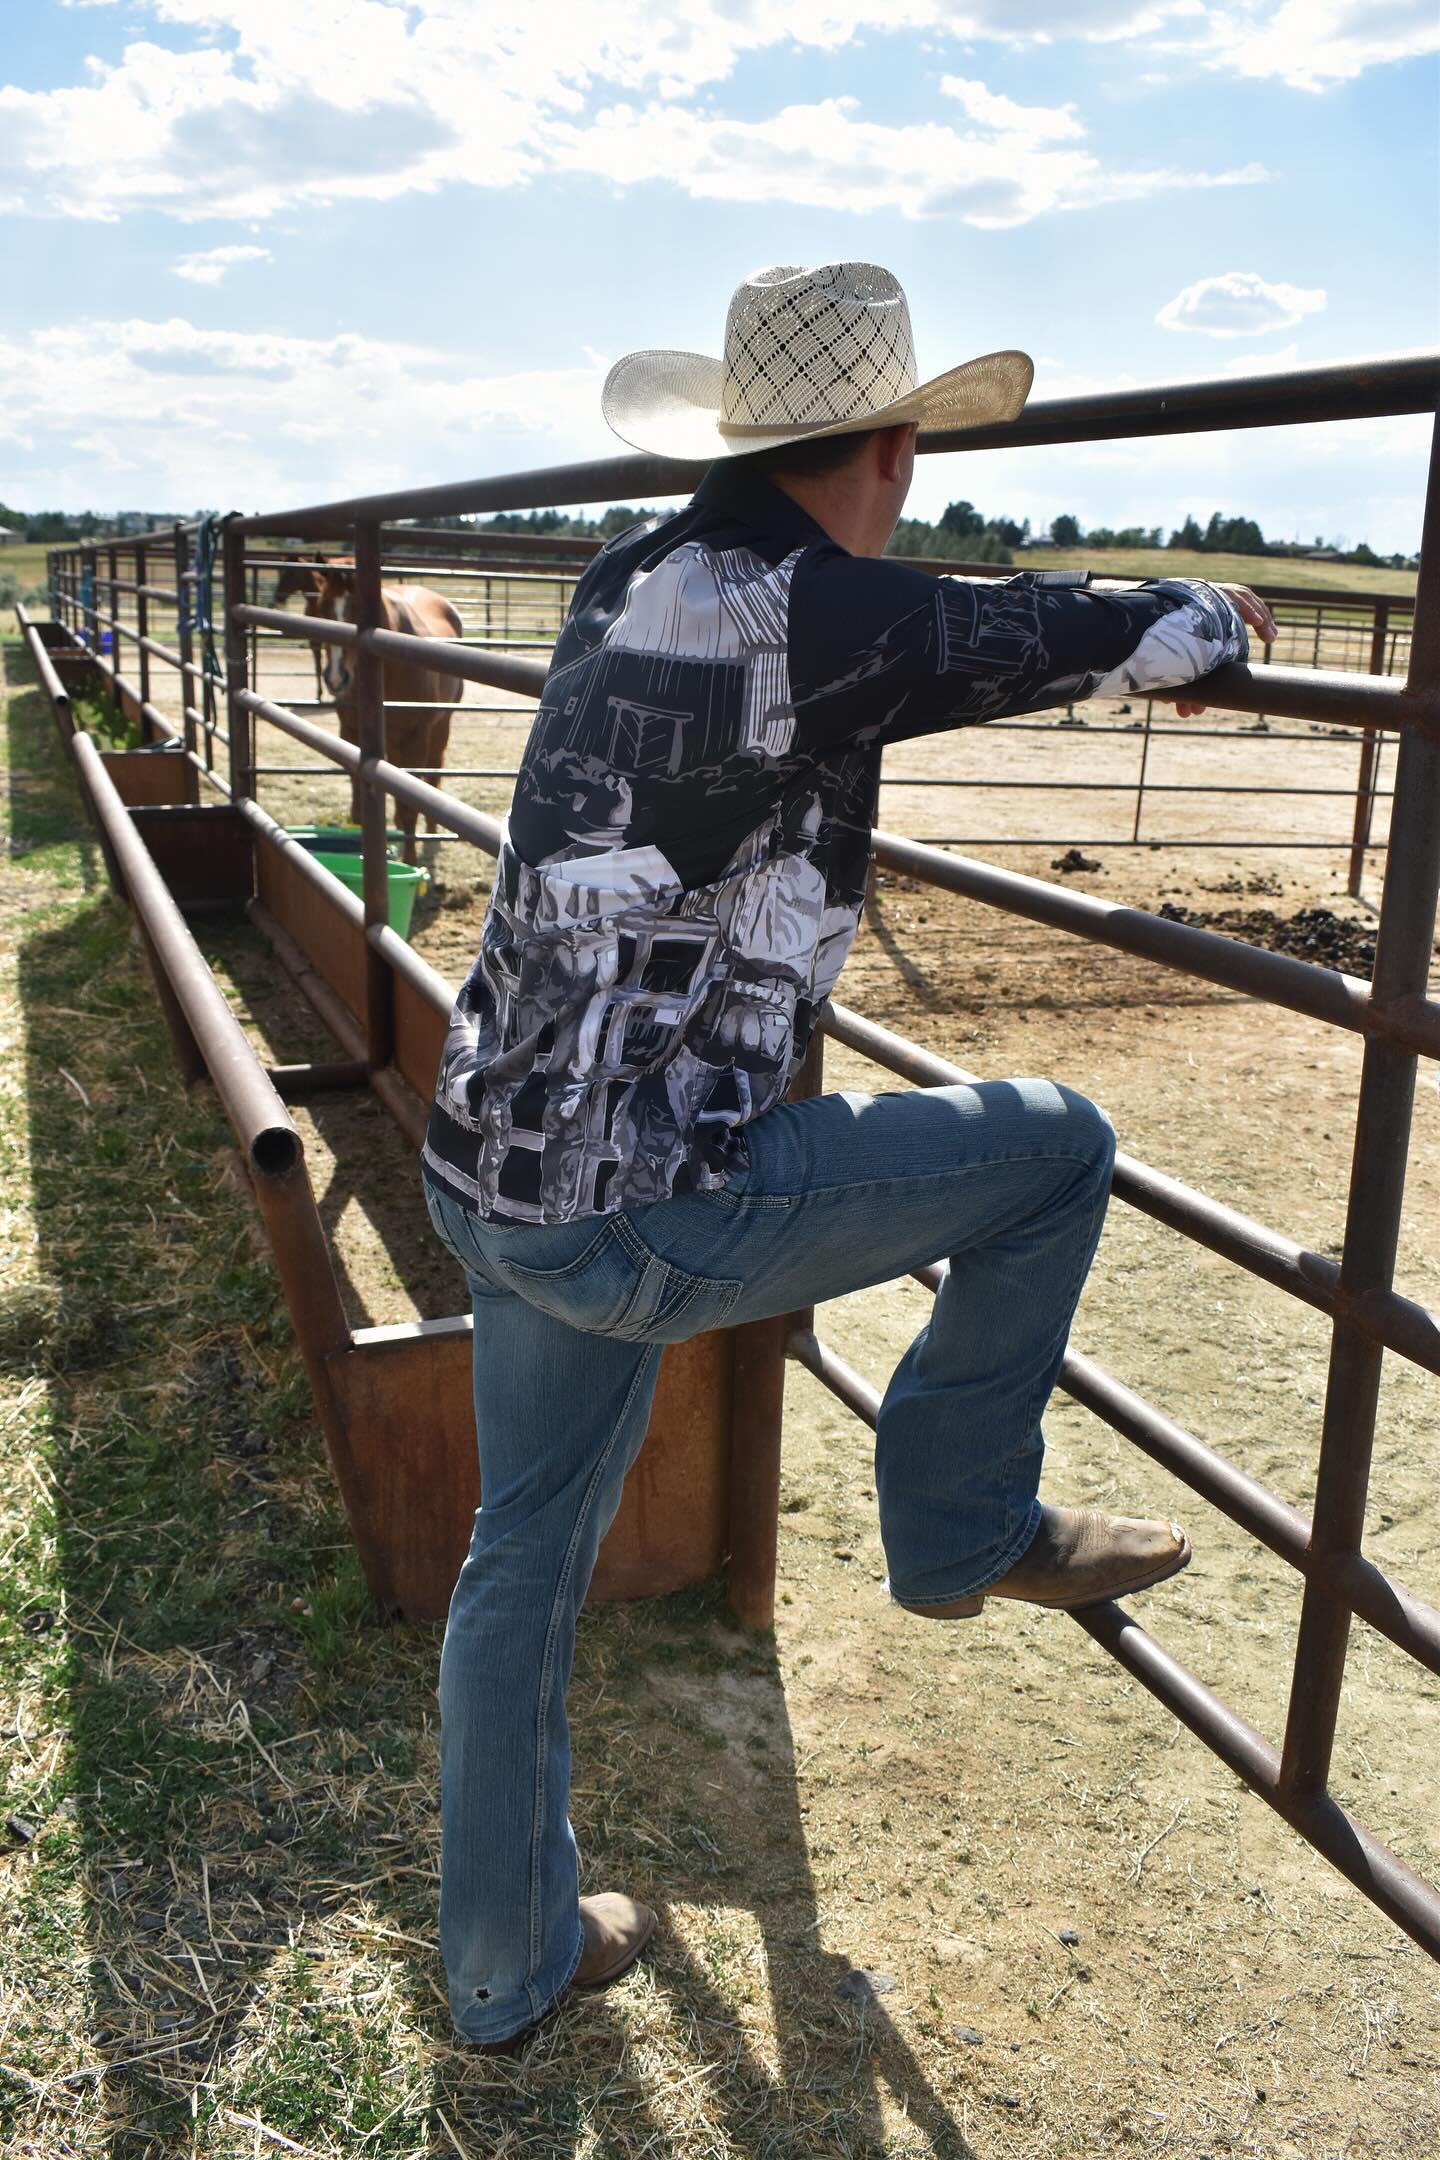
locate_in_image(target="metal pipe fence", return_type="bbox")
[46,519,1417,890]
[38,348,1440,1955]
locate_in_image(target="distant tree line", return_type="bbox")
[0,504,183,542]
[6,498,1416,573]
[460,501,1415,573]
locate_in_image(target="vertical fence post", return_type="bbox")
[105,543,119,689]
[1347,600,1392,899]
[173,525,198,761]
[80,547,97,650]
[222,517,251,800]
[1131,699,1154,842]
[1279,415,1440,1801]
[352,519,394,1071]
[135,538,151,722]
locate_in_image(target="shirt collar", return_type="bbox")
[692,459,841,555]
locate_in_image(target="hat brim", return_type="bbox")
[601,346,1034,461]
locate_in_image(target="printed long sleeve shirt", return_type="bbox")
[423,461,1247,1224]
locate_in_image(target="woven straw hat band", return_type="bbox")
[717,263,918,437]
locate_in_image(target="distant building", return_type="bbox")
[1305,548,1343,561]
[0,524,22,547]
[1019,534,1056,550]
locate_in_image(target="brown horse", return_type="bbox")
[308,565,464,864]
[271,555,329,701]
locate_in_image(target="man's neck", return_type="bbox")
[769,472,891,559]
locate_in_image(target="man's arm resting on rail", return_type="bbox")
[789,553,1274,751]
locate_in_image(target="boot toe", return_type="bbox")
[574,1893,657,1991]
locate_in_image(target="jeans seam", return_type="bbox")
[784,1147,1107,1205]
[525,1340,661,2009]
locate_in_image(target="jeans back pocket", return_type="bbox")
[497,1216,741,1343]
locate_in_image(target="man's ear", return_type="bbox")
[876,422,917,486]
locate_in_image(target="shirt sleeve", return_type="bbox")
[788,550,1250,754]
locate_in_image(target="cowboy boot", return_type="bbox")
[898,1504,1191,1619]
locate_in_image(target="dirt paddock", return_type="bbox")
[198,667,1440,2155]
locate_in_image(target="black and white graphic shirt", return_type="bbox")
[423,464,1247,1224]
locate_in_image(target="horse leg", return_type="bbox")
[425,709,454,833]
[335,703,361,825]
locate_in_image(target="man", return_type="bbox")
[421,262,1276,2050]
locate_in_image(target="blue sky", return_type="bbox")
[2,1,1436,549]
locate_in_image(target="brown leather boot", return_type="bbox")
[467,1894,657,2054]
[898,1504,1191,1620]
[572,1892,657,1990]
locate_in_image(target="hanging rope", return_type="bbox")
[191,513,223,696]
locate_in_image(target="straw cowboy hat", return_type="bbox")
[601,260,1033,462]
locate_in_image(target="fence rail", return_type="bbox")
[38,345,1440,1958]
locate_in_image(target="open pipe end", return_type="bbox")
[250,1124,302,1180]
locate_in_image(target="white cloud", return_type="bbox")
[552,97,1263,225]
[0,313,619,512]
[938,75,1085,139]
[1198,0,1440,92]
[1157,271,1327,337]
[173,242,271,284]
[6,0,1416,232]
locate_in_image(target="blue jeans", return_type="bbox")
[423,1078,1115,2043]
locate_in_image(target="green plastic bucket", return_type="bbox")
[309,850,425,938]
[287,825,424,938]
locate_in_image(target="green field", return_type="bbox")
[1011,546,1416,598]
[0,543,51,602]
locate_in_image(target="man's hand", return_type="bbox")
[1161,582,1277,719]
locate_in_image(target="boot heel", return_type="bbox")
[898,1593,986,1619]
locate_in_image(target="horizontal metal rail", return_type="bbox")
[240,685,506,856]
[68,733,299,1177]
[235,352,1439,536]
[233,599,1435,738]
[783,1321,1440,1956]
[875,778,1396,797]
[821,1000,1440,1375]
[861,836,1439,1056]
[97,576,181,605]
[1073,1600,1439,1958]
[15,606,75,737]
[907,837,1392,851]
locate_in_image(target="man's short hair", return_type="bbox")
[740,428,878,481]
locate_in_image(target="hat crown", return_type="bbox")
[719,262,918,434]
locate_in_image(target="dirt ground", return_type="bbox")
[190,658,1440,2157]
